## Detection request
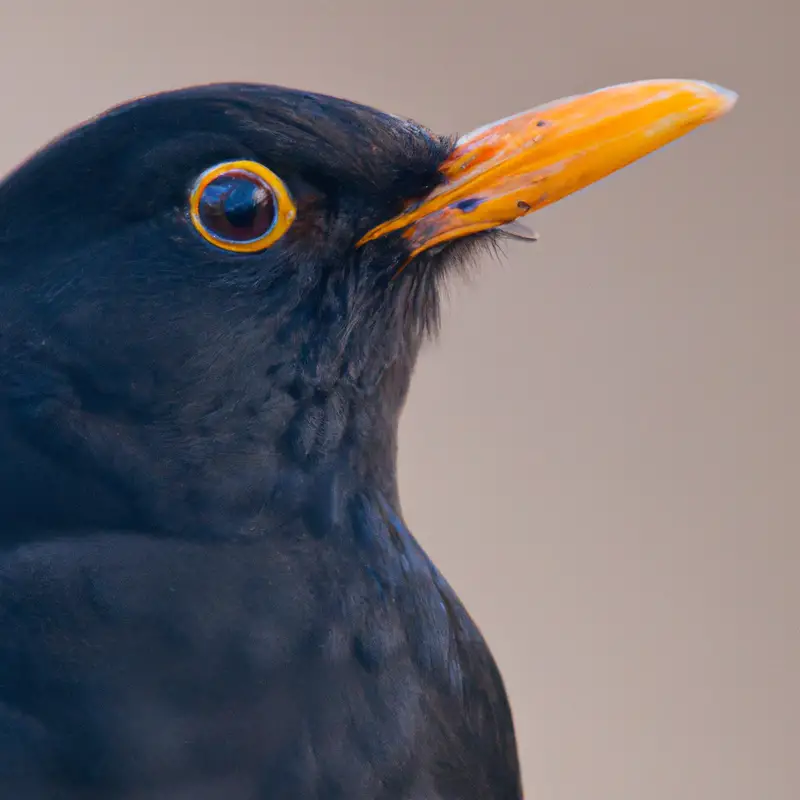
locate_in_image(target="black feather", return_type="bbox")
[0,83,521,799]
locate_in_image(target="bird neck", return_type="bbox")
[195,373,408,540]
[0,347,411,541]
[166,339,418,540]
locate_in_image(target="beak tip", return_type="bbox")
[694,80,739,116]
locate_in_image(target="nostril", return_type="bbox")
[453,197,484,213]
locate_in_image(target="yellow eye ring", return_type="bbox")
[188,160,296,253]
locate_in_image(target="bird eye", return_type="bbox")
[189,160,296,253]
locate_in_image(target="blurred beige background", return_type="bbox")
[0,1,796,798]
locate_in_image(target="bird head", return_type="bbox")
[0,80,735,537]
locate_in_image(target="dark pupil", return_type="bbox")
[198,172,277,242]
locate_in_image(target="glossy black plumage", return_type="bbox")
[0,84,521,799]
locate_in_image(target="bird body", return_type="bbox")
[1,505,519,799]
[0,80,735,798]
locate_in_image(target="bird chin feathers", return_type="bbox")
[402,227,533,340]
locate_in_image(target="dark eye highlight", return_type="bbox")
[189,160,296,253]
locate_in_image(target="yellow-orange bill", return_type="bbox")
[357,79,737,259]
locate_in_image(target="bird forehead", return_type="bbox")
[97,83,450,187]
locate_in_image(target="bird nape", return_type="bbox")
[0,80,735,798]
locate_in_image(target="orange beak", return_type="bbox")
[357,79,737,259]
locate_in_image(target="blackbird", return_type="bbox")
[0,79,735,799]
